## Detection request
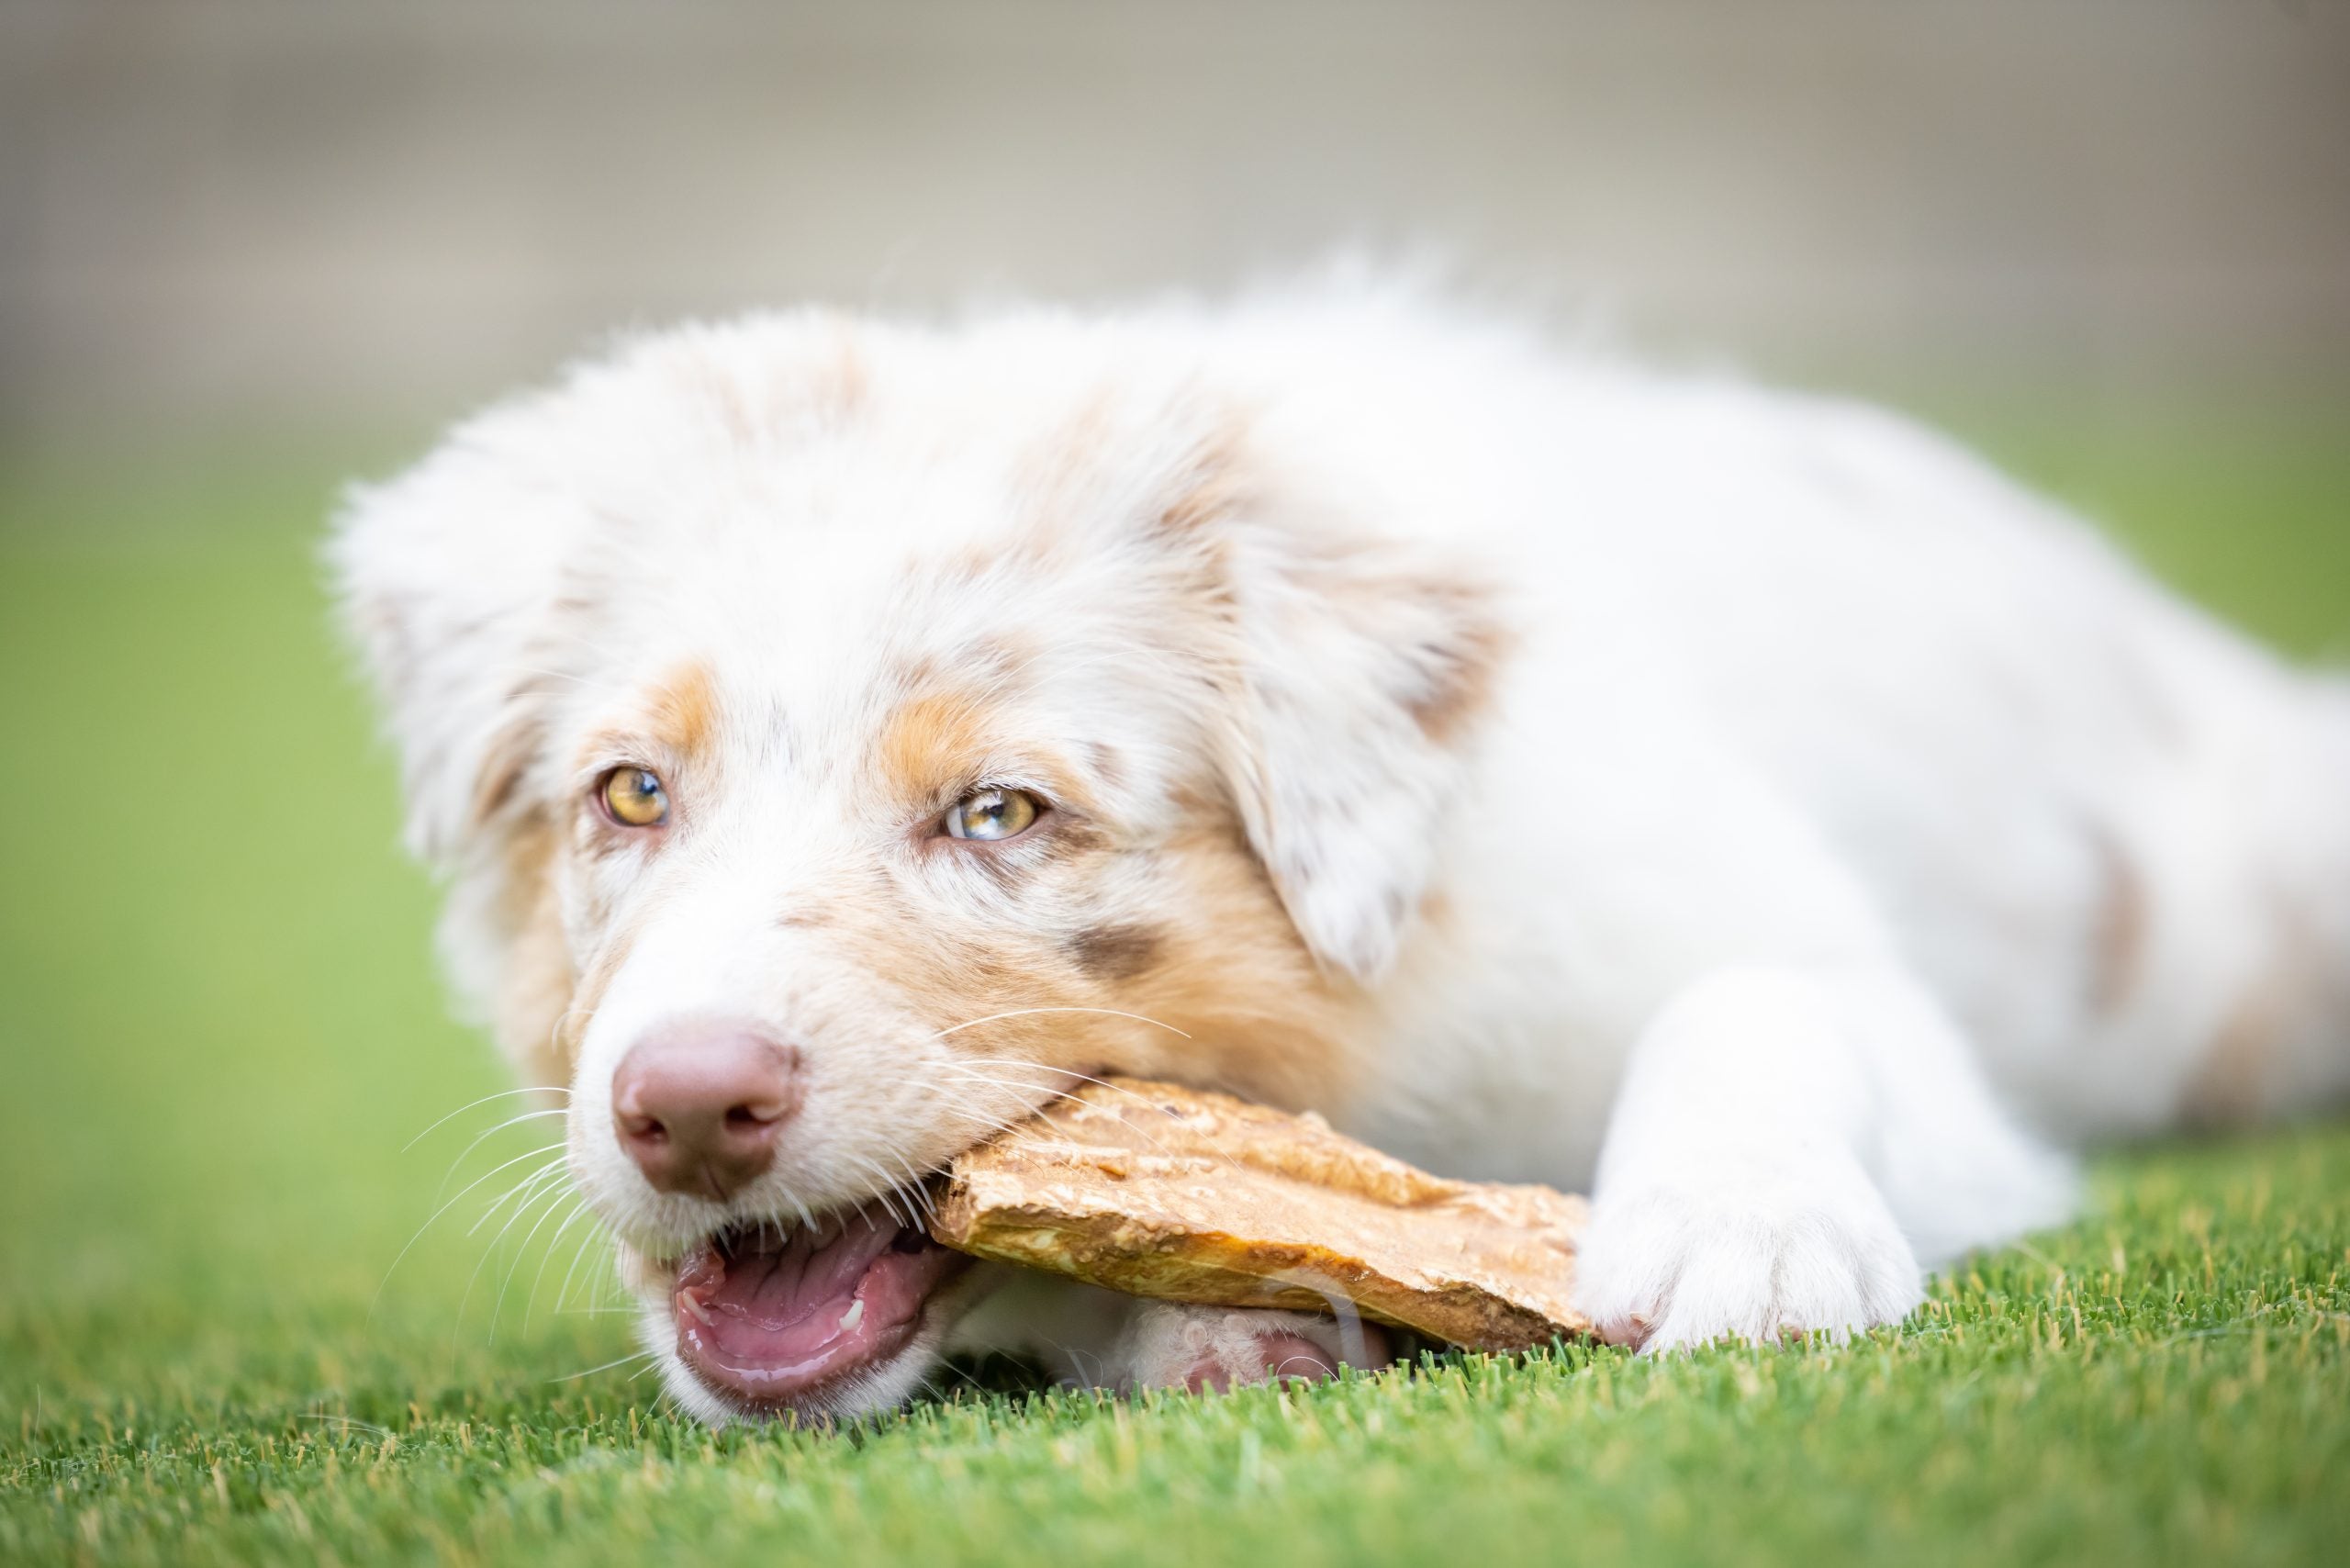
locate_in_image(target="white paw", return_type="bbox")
[1572,1162,1925,1352]
[1115,1302,1393,1393]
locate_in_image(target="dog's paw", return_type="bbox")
[1572,1164,1924,1352]
[1114,1303,1393,1394]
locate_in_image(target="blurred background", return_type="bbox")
[2,0,2346,1422]
[6,1,2350,451]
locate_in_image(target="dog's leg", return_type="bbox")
[1572,964,2075,1352]
[941,1271,1394,1394]
[1111,1301,1395,1393]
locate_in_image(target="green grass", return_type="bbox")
[2,400,2347,1566]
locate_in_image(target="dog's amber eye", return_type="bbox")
[943,788,1040,842]
[600,767,669,827]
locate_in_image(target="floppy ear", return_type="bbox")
[1213,515,1513,983]
[330,409,592,1083]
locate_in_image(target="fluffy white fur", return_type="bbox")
[334,286,2350,1421]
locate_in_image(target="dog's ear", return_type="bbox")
[330,410,589,1083]
[1204,501,1513,984]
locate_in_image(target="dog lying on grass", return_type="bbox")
[333,286,2350,1424]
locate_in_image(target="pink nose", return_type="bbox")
[610,1022,800,1202]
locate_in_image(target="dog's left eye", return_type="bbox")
[599,767,670,828]
[943,788,1041,842]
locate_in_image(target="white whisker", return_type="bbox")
[464,1153,571,1238]
[432,1108,571,1204]
[951,1056,1192,1114]
[524,1200,600,1327]
[368,1140,569,1323]
[549,1350,659,1383]
[455,1169,571,1350]
[491,1183,583,1343]
[554,1218,607,1316]
[925,1007,1191,1041]
[848,1155,912,1228]
[402,1088,567,1153]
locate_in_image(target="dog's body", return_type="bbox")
[337,289,2350,1422]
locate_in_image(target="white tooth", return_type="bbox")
[836,1298,865,1333]
[679,1291,714,1326]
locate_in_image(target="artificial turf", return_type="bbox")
[2,396,2346,1566]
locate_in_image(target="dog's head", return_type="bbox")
[334,308,1506,1421]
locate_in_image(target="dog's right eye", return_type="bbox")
[943,787,1041,842]
[599,767,670,828]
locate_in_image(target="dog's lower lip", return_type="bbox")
[668,1199,969,1411]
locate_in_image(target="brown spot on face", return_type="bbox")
[645,662,719,760]
[878,692,995,805]
[875,676,1102,821]
[1066,923,1166,982]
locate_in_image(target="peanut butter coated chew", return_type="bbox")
[927,1077,1590,1351]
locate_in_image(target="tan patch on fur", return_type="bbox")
[2181,894,2325,1126]
[873,679,1104,820]
[878,692,997,805]
[568,663,722,806]
[787,797,1359,1148]
[468,706,540,832]
[2087,826,2150,1014]
[1013,387,1251,545]
[489,813,576,1089]
[1156,416,1253,537]
[1110,821,1363,1113]
[1404,605,1512,745]
[562,908,649,1066]
[644,661,720,760]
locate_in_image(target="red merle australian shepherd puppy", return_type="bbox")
[335,287,2350,1424]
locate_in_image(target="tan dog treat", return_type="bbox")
[927,1077,1589,1351]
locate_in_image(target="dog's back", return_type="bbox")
[1181,295,2350,1153]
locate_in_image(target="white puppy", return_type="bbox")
[334,288,2350,1423]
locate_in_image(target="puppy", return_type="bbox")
[334,288,2350,1424]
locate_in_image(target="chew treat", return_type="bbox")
[927,1077,1589,1351]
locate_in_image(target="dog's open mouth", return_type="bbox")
[669,1198,971,1411]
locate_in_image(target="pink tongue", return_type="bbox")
[683,1211,904,1358]
[671,1198,974,1406]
